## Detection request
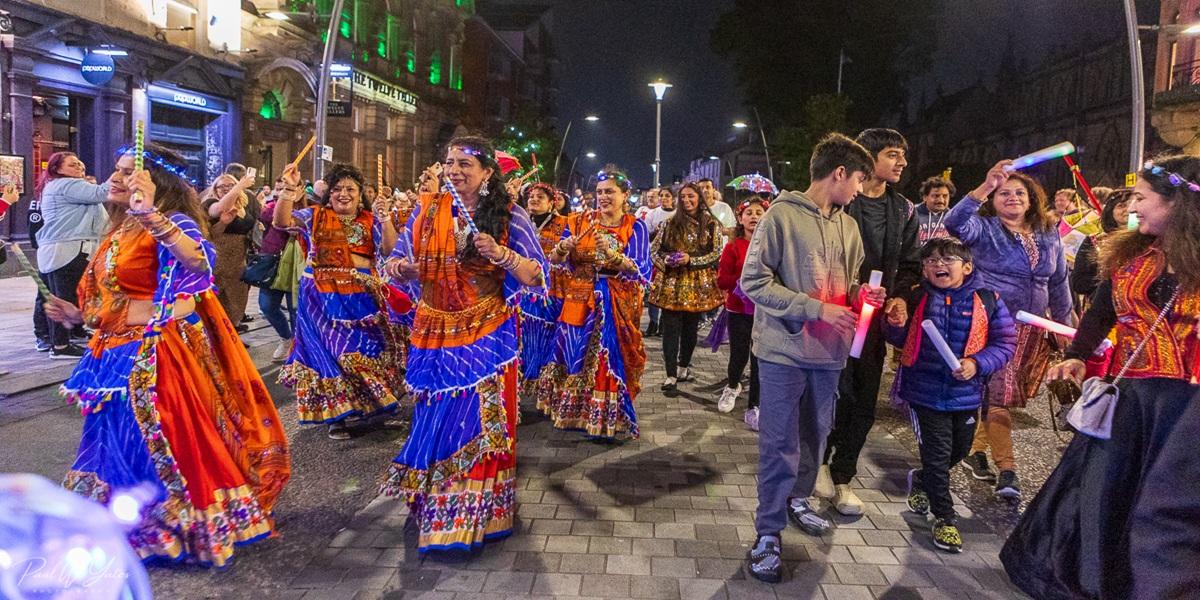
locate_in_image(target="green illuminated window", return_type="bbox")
[339,9,351,38]
[259,91,282,120]
[429,49,442,85]
[406,49,416,73]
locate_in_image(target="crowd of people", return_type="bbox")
[5,123,1195,596]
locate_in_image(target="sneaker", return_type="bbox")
[745,535,782,584]
[813,464,835,499]
[962,452,997,481]
[744,407,760,432]
[327,423,351,440]
[906,469,929,515]
[272,339,292,362]
[49,344,86,360]
[717,384,740,413]
[833,484,864,516]
[661,377,677,393]
[644,322,659,337]
[35,339,51,352]
[677,366,694,382]
[932,518,963,553]
[995,470,1021,500]
[70,327,91,341]
[235,323,250,334]
[787,497,831,536]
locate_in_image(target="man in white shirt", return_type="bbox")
[644,186,676,236]
[634,187,659,220]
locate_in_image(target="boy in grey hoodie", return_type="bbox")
[740,133,886,583]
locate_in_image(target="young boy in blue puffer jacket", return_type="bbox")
[885,237,1016,553]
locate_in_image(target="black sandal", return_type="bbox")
[746,535,782,583]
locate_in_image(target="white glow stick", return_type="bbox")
[849,270,882,358]
[1005,142,1075,171]
[921,319,962,371]
[1016,310,1112,355]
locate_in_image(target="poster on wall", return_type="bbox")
[0,155,26,193]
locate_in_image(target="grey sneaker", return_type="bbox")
[746,534,782,583]
[787,497,830,536]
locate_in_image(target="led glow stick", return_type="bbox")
[1015,311,1112,355]
[1127,212,1139,231]
[921,319,962,371]
[292,136,317,168]
[849,270,882,358]
[1005,142,1075,171]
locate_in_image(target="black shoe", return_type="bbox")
[35,339,52,352]
[906,469,929,515]
[932,518,963,553]
[49,344,86,360]
[235,323,250,334]
[995,470,1021,500]
[745,535,782,583]
[661,377,677,394]
[962,452,997,482]
[644,323,658,337]
[70,327,91,341]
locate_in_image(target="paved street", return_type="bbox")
[0,276,1053,599]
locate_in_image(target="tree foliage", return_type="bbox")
[492,106,561,183]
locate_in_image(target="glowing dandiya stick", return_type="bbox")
[1004,142,1075,172]
[849,270,883,358]
[921,319,962,371]
[1015,310,1113,355]
[291,135,317,168]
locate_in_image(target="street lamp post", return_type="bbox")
[313,0,345,181]
[553,114,599,188]
[648,80,672,187]
[1123,0,1144,174]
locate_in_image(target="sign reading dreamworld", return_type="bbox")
[333,70,418,114]
[80,52,115,85]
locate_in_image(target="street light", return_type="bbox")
[732,121,748,129]
[733,112,774,181]
[648,79,672,187]
[586,151,597,159]
[584,114,600,122]
[554,114,600,187]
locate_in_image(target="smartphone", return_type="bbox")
[246,167,257,180]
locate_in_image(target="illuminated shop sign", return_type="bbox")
[333,70,419,114]
[147,85,229,113]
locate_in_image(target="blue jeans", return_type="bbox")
[647,304,660,326]
[258,287,295,339]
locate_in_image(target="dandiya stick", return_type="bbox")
[849,270,883,358]
[376,154,384,189]
[5,241,53,299]
[291,135,317,168]
[131,120,145,206]
[1062,155,1102,213]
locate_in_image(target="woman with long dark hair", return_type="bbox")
[1001,154,1200,599]
[34,151,110,358]
[381,136,546,552]
[944,166,1072,499]
[273,162,404,440]
[537,167,651,439]
[45,143,290,567]
[649,182,724,393]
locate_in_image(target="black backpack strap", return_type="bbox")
[975,288,998,319]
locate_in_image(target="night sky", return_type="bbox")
[550,0,1152,190]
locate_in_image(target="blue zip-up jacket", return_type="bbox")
[885,274,1017,412]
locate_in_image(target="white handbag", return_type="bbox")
[1067,289,1179,439]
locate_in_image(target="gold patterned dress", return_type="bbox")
[648,217,723,312]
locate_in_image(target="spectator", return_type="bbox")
[35,151,110,359]
[1070,188,1133,300]
[200,172,258,328]
[716,197,768,425]
[258,178,302,361]
[916,176,955,246]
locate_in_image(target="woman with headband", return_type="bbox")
[536,166,651,439]
[381,136,547,552]
[520,181,569,403]
[273,162,406,440]
[45,143,290,567]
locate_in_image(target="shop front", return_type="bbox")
[145,84,239,187]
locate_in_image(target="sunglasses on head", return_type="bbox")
[1143,161,1200,193]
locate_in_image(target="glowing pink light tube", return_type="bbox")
[850,270,882,358]
[1005,142,1075,171]
[921,319,962,371]
[1016,311,1112,355]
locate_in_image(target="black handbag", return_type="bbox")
[241,253,280,288]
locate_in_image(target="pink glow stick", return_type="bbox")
[1016,310,1112,355]
[849,270,882,358]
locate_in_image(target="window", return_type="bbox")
[259,91,283,120]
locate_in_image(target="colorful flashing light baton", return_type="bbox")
[921,319,962,371]
[1004,142,1076,172]
[5,240,53,299]
[292,135,317,168]
[1015,311,1113,354]
[849,270,883,358]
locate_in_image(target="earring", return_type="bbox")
[479,180,490,197]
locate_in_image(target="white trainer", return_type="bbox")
[717,384,740,413]
[744,407,760,431]
[272,339,292,362]
[833,484,865,516]
[814,464,836,499]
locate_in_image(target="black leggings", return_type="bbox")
[726,312,759,408]
[661,309,702,378]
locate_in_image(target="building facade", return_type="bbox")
[1151,0,1200,154]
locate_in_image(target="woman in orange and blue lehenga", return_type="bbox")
[273,163,406,440]
[520,182,569,402]
[381,136,546,552]
[45,144,290,567]
[536,167,651,439]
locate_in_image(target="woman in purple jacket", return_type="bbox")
[944,160,1072,500]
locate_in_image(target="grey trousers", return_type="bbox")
[754,358,841,536]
